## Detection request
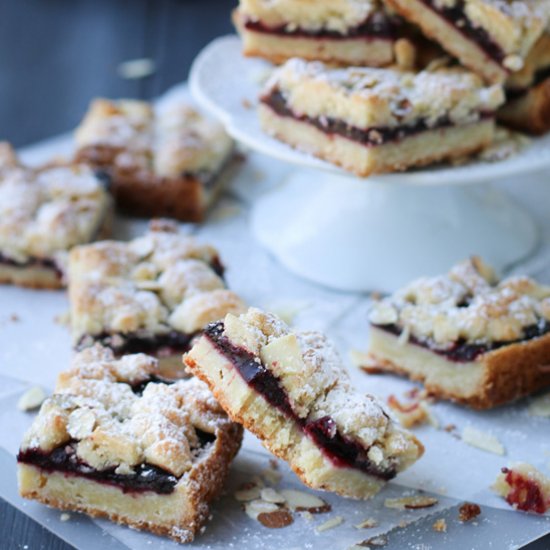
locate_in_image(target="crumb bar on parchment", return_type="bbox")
[0,142,111,289]
[385,0,550,84]
[75,98,236,222]
[259,58,504,176]
[69,219,246,377]
[17,345,243,543]
[184,308,423,499]
[499,33,550,135]
[365,257,550,409]
[234,0,408,67]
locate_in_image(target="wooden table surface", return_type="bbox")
[1,1,549,548]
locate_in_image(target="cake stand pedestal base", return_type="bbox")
[251,170,539,292]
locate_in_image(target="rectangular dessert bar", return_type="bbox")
[365,257,550,409]
[185,308,423,499]
[75,98,236,222]
[69,219,246,377]
[499,33,550,134]
[0,142,111,289]
[234,0,405,67]
[18,345,243,543]
[259,59,504,176]
[385,0,550,84]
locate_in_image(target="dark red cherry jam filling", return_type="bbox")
[204,322,396,480]
[18,430,215,495]
[420,0,505,65]
[76,330,196,357]
[244,12,398,40]
[0,253,64,281]
[373,320,550,362]
[261,90,491,147]
[18,442,179,494]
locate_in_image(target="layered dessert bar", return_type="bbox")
[259,59,504,176]
[234,0,405,66]
[17,345,243,543]
[385,0,550,84]
[185,308,423,499]
[499,33,550,134]
[75,98,236,222]
[365,257,550,409]
[69,219,246,377]
[0,142,111,289]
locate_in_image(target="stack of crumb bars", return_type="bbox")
[238,0,550,175]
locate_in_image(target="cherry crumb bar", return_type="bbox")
[0,142,111,289]
[365,257,550,409]
[234,0,406,67]
[75,98,236,222]
[185,308,423,500]
[259,59,504,176]
[69,219,246,377]
[385,0,550,84]
[17,345,243,543]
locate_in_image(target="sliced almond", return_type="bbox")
[354,517,378,529]
[462,426,505,456]
[257,509,294,529]
[234,486,262,502]
[355,535,388,547]
[260,487,285,504]
[17,386,47,411]
[280,489,331,513]
[316,516,343,533]
[244,499,279,520]
[262,468,282,485]
[67,408,96,440]
[384,496,438,510]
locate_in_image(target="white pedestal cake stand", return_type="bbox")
[190,35,550,292]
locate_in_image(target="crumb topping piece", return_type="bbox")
[0,142,109,263]
[69,220,246,342]
[21,345,229,478]
[262,59,504,130]
[370,256,550,347]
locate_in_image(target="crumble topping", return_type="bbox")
[75,98,233,179]
[21,345,228,478]
[69,220,246,342]
[0,142,109,263]
[221,308,422,470]
[369,256,550,347]
[238,0,380,34]
[262,59,504,130]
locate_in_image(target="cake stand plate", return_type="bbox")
[190,35,549,291]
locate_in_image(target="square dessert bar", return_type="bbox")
[75,98,236,222]
[17,345,243,543]
[234,0,406,67]
[69,219,246,377]
[365,257,550,409]
[0,142,111,289]
[259,59,504,176]
[385,0,550,84]
[499,33,550,134]
[185,308,423,499]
